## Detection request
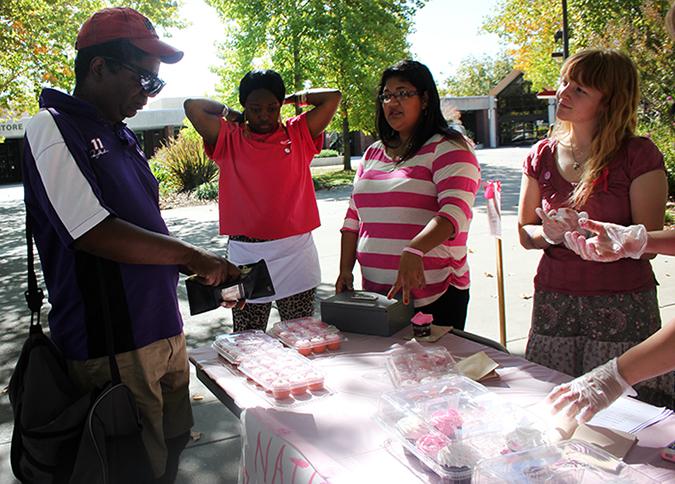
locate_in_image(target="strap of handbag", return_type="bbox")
[25,212,122,385]
[24,213,44,332]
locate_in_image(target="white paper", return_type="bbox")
[587,396,673,434]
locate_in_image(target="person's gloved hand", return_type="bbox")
[564,219,648,262]
[535,207,588,245]
[546,358,636,423]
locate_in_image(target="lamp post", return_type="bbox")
[553,0,570,59]
[562,0,570,59]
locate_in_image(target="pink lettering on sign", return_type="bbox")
[271,444,286,484]
[254,431,272,480]
[290,457,309,484]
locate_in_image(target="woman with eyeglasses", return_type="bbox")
[337,60,480,329]
[517,49,671,406]
[185,70,341,331]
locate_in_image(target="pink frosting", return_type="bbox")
[415,434,447,457]
[430,409,463,437]
[411,312,434,326]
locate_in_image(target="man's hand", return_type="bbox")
[185,247,240,286]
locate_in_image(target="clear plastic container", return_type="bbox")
[212,330,283,364]
[473,439,657,483]
[376,375,549,482]
[238,347,329,405]
[269,317,346,355]
[386,340,457,387]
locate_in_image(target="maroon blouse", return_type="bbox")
[523,136,665,295]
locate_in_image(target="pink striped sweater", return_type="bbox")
[341,135,480,307]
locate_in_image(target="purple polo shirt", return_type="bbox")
[22,88,183,360]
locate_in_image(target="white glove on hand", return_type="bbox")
[535,207,589,245]
[564,220,647,262]
[546,358,636,423]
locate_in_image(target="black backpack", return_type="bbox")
[9,214,154,483]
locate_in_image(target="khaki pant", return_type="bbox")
[68,333,193,478]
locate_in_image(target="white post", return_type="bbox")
[488,96,498,148]
[548,98,556,125]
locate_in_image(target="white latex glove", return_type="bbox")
[546,358,636,423]
[564,219,648,262]
[535,207,589,245]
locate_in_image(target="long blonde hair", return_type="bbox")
[553,49,640,207]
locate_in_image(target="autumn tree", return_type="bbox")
[207,0,422,169]
[484,0,674,192]
[441,53,514,97]
[0,0,183,119]
[483,0,673,106]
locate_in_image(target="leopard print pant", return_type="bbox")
[232,288,317,332]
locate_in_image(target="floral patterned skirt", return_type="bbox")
[525,288,674,408]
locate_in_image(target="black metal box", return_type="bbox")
[320,291,413,336]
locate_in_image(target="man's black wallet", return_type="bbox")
[185,259,275,315]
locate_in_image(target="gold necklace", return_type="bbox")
[388,139,411,161]
[570,144,587,171]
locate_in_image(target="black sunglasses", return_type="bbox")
[103,57,166,96]
[378,89,419,103]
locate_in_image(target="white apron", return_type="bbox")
[227,232,321,304]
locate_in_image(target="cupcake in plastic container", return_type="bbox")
[411,312,433,338]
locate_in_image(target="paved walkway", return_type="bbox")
[0,147,673,482]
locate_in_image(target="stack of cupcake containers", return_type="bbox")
[212,330,328,405]
[386,341,457,387]
[376,375,549,483]
[238,348,327,404]
[473,439,656,483]
[212,330,283,364]
[269,317,346,356]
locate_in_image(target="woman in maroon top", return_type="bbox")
[517,49,672,406]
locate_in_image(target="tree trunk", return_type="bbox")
[292,32,302,116]
[342,113,351,171]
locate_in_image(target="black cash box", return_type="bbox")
[320,291,413,336]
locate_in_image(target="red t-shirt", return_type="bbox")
[523,136,665,295]
[205,113,323,239]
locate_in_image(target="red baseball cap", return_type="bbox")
[76,7,183,64]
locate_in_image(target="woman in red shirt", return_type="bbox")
[517,49,671,406]
[185,70,341,331]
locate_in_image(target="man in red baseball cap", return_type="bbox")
[76,7,183,64]
[21,7,240,483]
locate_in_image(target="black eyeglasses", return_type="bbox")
[378,90,419,103]
[103,57,166,96]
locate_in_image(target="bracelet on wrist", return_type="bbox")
[402,246,424,258]
[296,91,308,107]
[221,105,230,119]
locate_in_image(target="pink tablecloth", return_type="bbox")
[190,332,675,483]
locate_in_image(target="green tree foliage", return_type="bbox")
[0,0,183,119]
[441,53,514,97]
[206,0,422,169]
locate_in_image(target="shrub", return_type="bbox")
[195,181,219,201]
[149,159,176,197]
[151,126,217,192]
[315,149,339,158]
[639,121,675,198]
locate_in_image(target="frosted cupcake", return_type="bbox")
[430,408,463,438]
[437,442,481,484]
[411,312,433,338]
[396,415,427,442]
